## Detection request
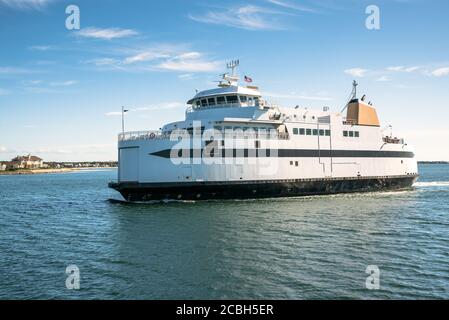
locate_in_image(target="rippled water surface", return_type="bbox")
[0,164,448,299]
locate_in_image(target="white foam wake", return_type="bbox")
[414,181,449,188]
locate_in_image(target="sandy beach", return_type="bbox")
[0,167,116,176]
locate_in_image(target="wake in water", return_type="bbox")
[414,181,449,188]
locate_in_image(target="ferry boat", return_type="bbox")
[109,61,418,201]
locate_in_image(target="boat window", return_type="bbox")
[343,131,348,137]
[240,96,247,103]
[349,131,354,137]
[313,129,318,136]
[208,98,216,106]
[325,130,331,136]
[355,131,360,137]
[248,97,254,104]
[295,161,299,167]
[299,128,305,135]
[226,95,238,104]
[254,97,259,105]
[293,128,299,135]
[201,99,208,107]
[306,129,312,136]
[217,96,226,104]
[195,100,200,107]
[319,129,325,136]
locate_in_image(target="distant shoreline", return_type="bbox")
[0,167,117,176]
[418,161,449,164]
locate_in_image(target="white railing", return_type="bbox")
[118,130,169,142]
[119,130,290,142]
[383,136,405,144]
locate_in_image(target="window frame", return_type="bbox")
[208,97,216,106]
[216,96,226,105]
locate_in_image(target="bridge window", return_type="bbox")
[217,96,226,104]
[226,95,238,104]
[208,98,216,106]
[240,96,247,102]
[201,99,208,107]
[293,128,299,135]
[299,128,305,135]
[195,100,200,107]
[343,131,348,137]
[306,129,312,136]
[325,130,331,136]
[349,131,354,137]
[355,131,360,137]
[313,129,318,136]
[319,129,325,136]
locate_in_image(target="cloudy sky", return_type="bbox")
[0,0,448,161]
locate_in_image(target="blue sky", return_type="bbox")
[0,0,448,161]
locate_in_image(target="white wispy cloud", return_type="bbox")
[189,5,286,30]
[124,50,172,64]
[431,67,449,77]
[49,80,78,86]
[158,52,221,72]
[387,66,421,73]
[264,92,333,101]
[376,76,391,82]
[87,46,221,73]
[29,45,53,51]
[77,27,139,40]
[0,145,8,153]
[0,66,35,75]
[105,102,184,116]
[344,68,369,78]
[0,0,52,10]
[22,79,43,85]
[178,73,194,80]
[266,0,316,13]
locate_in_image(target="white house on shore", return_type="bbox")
[11,154,44,169]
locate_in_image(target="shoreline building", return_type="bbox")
[11,154,44,169]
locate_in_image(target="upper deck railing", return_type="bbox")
[118,130,168,142]
[186,102,258,114]
[383,136,404,144]
[119,130,290,142]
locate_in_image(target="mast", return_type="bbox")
[341,80,359,113]
[219,60,240,87]
[351,80,358,100]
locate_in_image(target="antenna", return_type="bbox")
[226,60,240,76]
[351,80,358,99]
[341,80,359,113]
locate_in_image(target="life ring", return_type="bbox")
[149,133,156,139]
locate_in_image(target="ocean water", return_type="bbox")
[0,164,448,300]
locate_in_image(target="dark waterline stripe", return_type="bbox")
[149,149,415,159]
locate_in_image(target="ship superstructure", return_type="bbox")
[109,61,418,201]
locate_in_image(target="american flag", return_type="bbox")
[244,75,253,83]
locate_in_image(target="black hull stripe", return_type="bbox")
[109,175,418,202]
[150,149,415,159]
